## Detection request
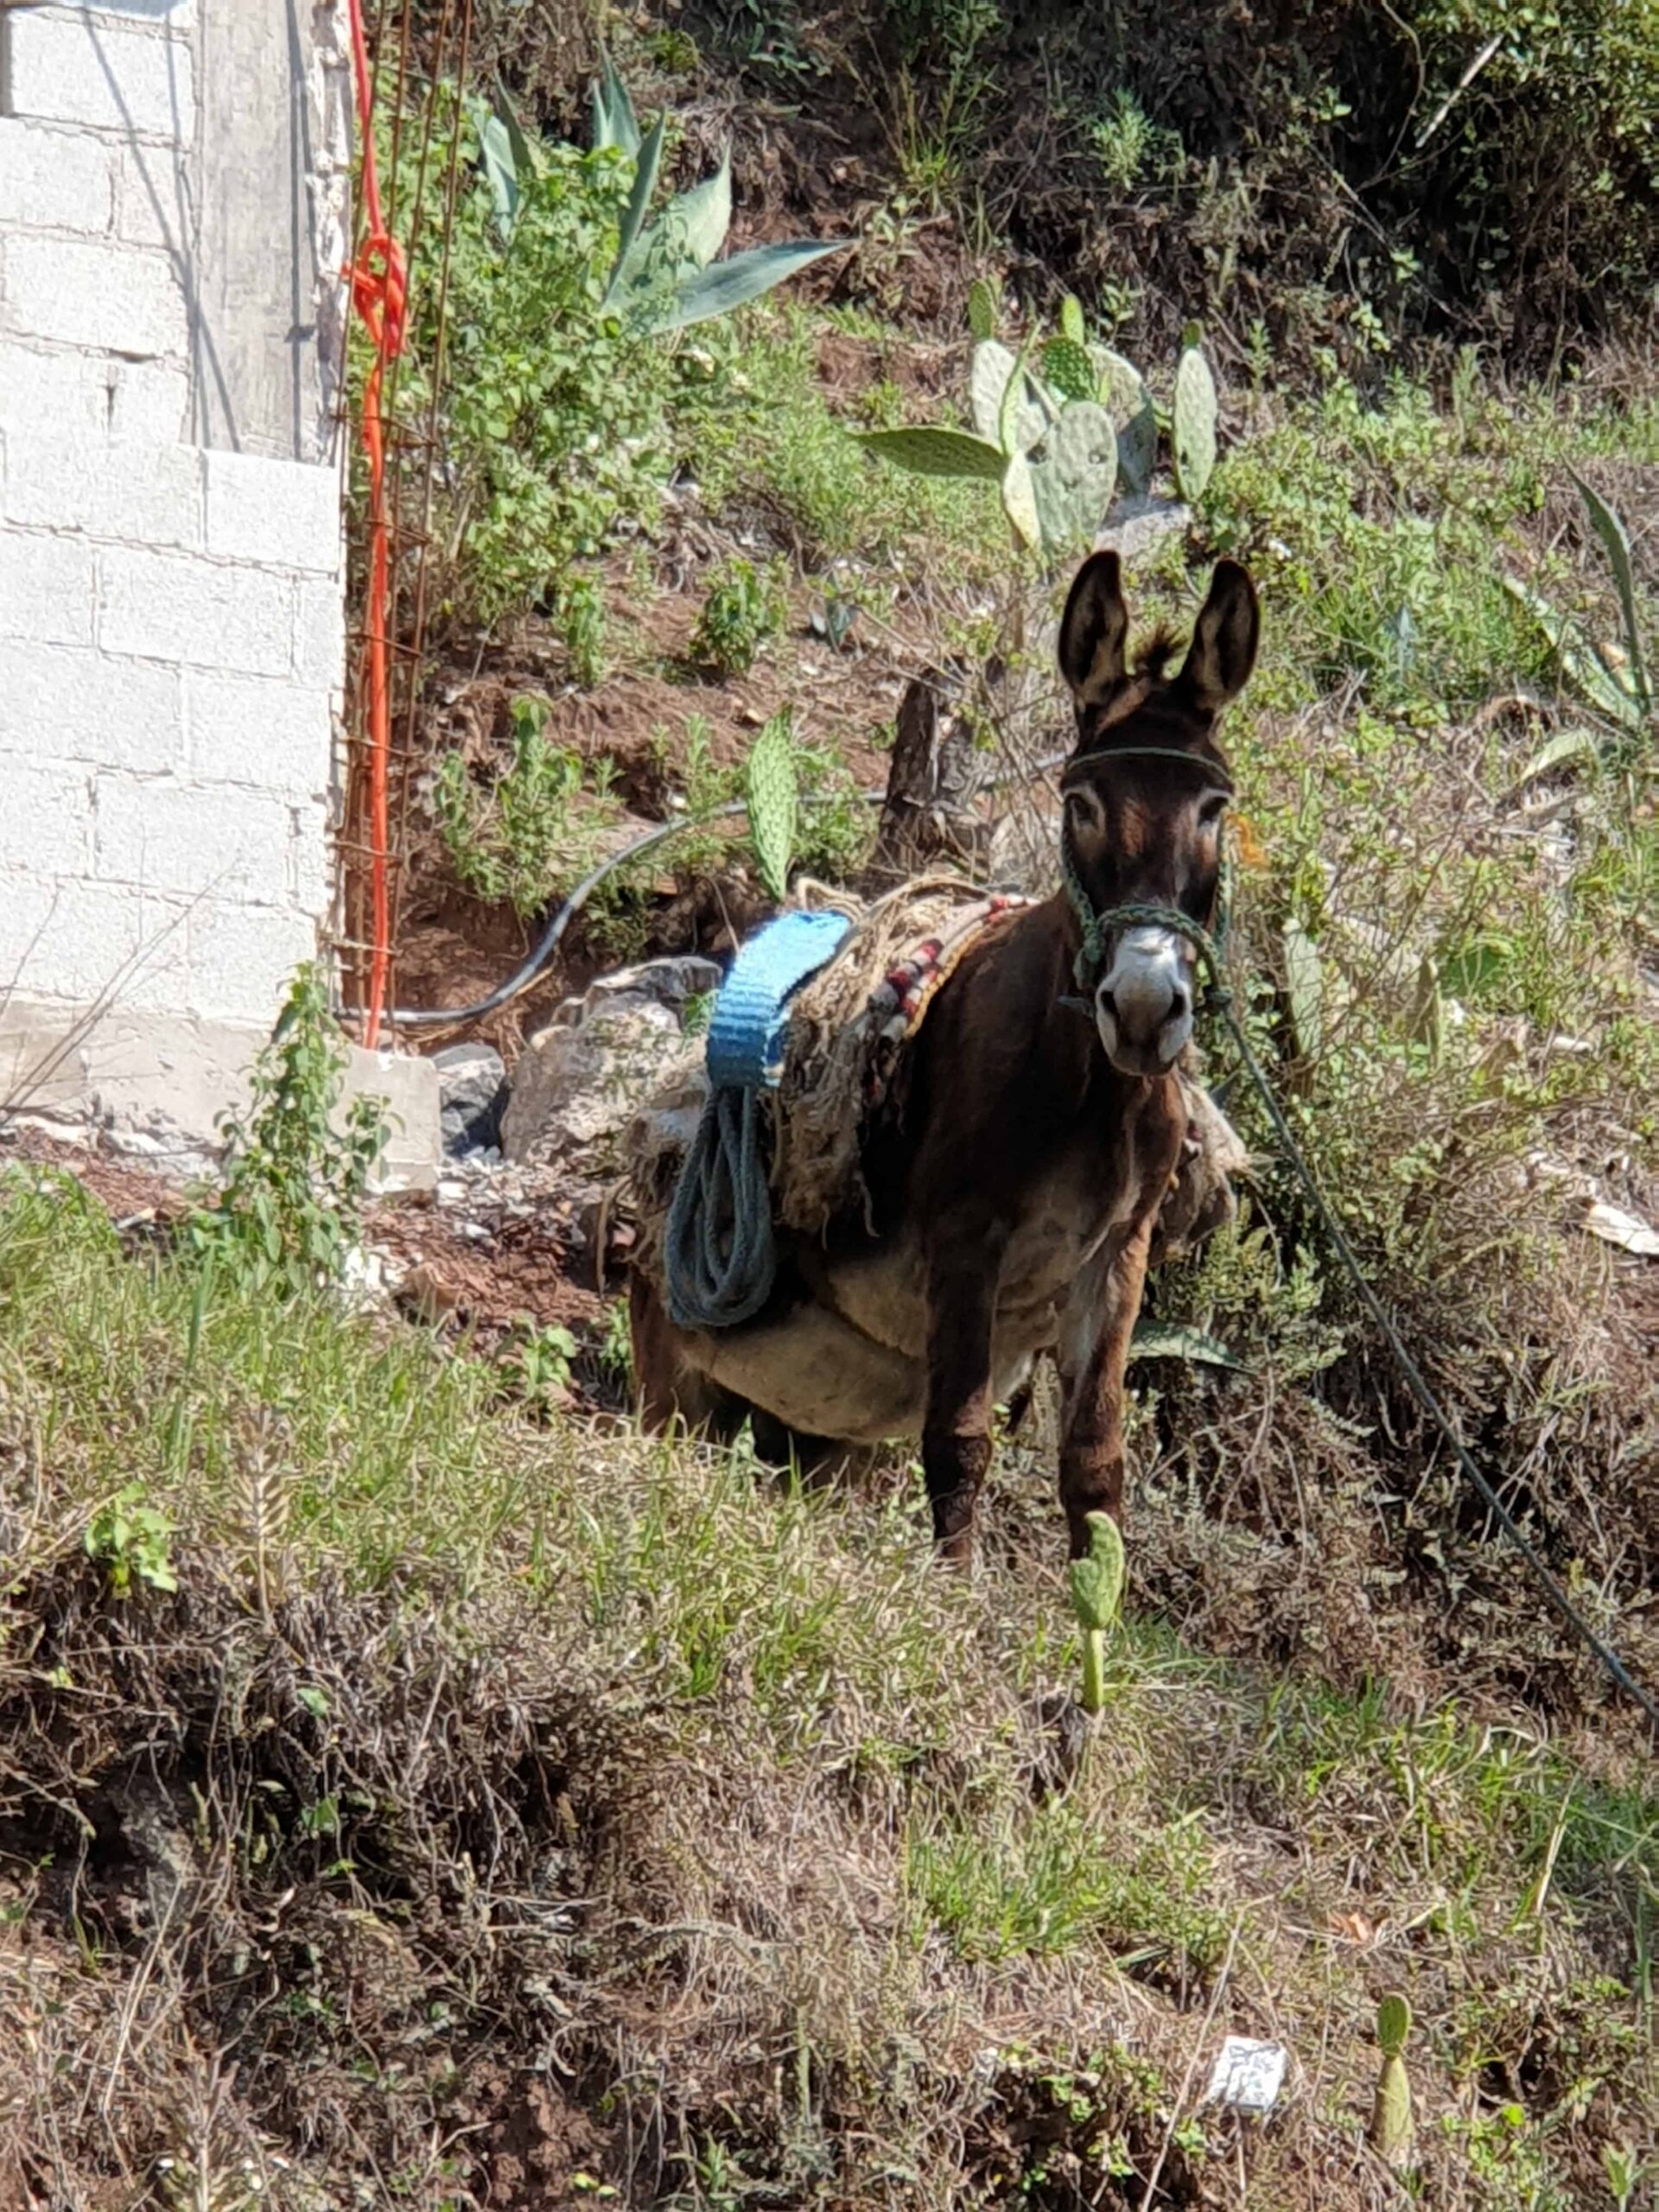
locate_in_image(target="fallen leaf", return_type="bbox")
[1582,1199,1659,1258]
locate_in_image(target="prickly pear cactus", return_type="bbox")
[1069,1509,1126,1714]
[971,340,1048,456]
[1059,293,1086,346]
[1173,333,1218,502]
[1369,1994,1414,2166]
[745,710,798,902]
[968,276,997,341]
[1042,336,1096,403]
[1094,346,1158,499]
[1030,400,1118,553]
[1000,448,1041,550]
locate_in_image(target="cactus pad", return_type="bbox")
[1376,1994,1413,2056]
[1059,293,1087,346]
[1068,1510,1127,1633]
[1043,336,1097,403]
[1000,448,1042,549]
[968,277,996,341]
[1173,341,1218,502]
[1094,347,1158,499]
[1030,400,1118,553]
[745,712,798,903]
[1370,2055,1414,2164]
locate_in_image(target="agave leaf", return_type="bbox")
[477,107,522,231]
[1001,448,1042,548]
[746,713,798,903]
[1504,579,1643,728]
[496,79,536,186]
[1129,1321,1246,1370]
[1569,469,1651,713]
[852,425,1009,481]
[593,46,640,159]
[602,115,667,304]
[663,145,733,270]
[635,239,842,334]
[1283,917,1323,1061]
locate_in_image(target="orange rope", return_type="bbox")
[343,0,407,1048]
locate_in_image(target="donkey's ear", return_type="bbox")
[1058,550,1129,710]
[1174,560,1259,715]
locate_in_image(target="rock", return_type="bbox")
[502,995,689,1170]
[1095,493,1190,566]
[550,955,721,1029]
[432,1041,508,1158]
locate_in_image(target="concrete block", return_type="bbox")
[49,0,197,22]
[0,118,115,233]
[203,448,343,573]
[343,1042,441,1194]
[183,670,333,795]
[0,762,93,874]
[184,897,316,1021]
[0,343,188,444]
[113,141,188,249]
[0,874,57,995]
[292,572,345,688]
[98,546,292,675]
[1,235,184,357]
[94,773,296,900]
[0,640,184,772]
[0,528,95,647]
[4,14,195,141]
[3,429,200,548]
[0,881,185,1016]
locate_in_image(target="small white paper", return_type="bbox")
[1205,2036,1289,2114]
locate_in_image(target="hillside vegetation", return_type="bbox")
[3,3,1657,2207]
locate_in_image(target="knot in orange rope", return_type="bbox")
[346,232,409,362]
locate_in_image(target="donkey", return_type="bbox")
[631,550,1259,1562]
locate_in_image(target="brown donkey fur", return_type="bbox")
[631,552,1260,1563]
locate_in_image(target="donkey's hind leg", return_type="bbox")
[629,1268,748,1445]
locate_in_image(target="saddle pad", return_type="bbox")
[705,908,854,1091]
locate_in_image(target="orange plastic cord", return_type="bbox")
[343,0,408,1048]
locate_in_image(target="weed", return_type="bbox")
[436,694,618,918]
[690,555,788,676]
[84,1482,178,1599]
[183,965,386,1299]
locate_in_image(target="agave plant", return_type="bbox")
[474,54,842,338]
[849,293,1217,563]
[1506,470,1654,777]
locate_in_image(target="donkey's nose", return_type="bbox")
[1096,928,1196,1073]
[1099,973,1187,1043]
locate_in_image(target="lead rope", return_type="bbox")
[1074,875,1659,1732]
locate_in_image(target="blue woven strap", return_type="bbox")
[706,909,852,1091]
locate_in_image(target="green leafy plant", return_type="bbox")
[746,709,799,900]
[85,1482,178,1599]
[690,556,788,676]
[498,1319,577,1415]
[436,695,617,918]
[1506,471,1654,767]
[851,297,1215,563]
[1369,1993,1414,2166]
[1068,1510,1126,1716]
[183,965,388,1298]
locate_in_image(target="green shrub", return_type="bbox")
[435,694,618,917]
[690,555,788,675]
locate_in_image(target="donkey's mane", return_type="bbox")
[1134,628,1180,679]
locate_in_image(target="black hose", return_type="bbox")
[353,753,1071,1032]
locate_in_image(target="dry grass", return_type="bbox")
[0,1166,1654,2210]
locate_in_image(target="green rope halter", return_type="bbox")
[1058,745,1235,996]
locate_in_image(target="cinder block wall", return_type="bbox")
[0,0,374,1153]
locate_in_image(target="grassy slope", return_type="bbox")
[8,251,1659,2212]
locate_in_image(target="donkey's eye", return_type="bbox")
[1065,787,1106,836]
[1198,793,1229,828]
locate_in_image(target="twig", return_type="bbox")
[1417,34,1503,150]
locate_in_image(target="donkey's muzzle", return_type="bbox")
[1095,926,1195,1075]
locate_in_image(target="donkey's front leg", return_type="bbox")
[922,1225,1005,1565]
[1056,1217,1154,1557]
